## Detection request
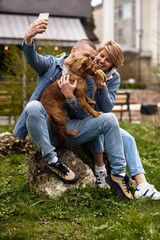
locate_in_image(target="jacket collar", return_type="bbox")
[105,68,116,80]
[56,54,68,69]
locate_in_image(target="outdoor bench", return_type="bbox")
[0,91,12,123]
[112,91,132,122]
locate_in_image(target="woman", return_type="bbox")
[92,40,160,200]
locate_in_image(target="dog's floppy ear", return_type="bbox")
[67,58,79,68]
[68,57,86,72]
[76,57,91,72]
[81,57,90,68]
[68,56,93,74]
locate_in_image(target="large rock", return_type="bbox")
[28,147,96,198]
[0,132,36,155]
[0,132,110,198]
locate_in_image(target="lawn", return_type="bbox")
[0,122,160,240]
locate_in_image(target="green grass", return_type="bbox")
[0,124,15,134]
[0,123,160,240]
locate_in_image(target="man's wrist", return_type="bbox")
[65,94,74,101]
[65,96,74,102]
[25,33,32,44]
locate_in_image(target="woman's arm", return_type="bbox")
[94,72,120,113]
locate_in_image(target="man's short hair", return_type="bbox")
[74,39,96,51]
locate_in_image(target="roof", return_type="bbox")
[0,14,88,46]
[0,0,91,18]
[81,18,99,43]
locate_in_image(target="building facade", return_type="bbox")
[92,0,160,82]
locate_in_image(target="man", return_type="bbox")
[13,18,132,200]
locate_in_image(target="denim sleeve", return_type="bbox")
[64,77,93,119]
[22,40,55,75]
[65,97,90,119]
[94,73,120,112]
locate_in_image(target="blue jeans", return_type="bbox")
[25,100,126,175]
[90,128,145,177]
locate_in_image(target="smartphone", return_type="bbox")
[38,13,49,20]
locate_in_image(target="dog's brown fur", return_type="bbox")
[40,56,103,144]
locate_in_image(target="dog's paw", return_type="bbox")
[88,100,96,105]
[72,130,79,136]
[95,70,106,82]
[94,111,102,117]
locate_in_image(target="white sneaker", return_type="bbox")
[134,183,160,200]
[95,169,110,189]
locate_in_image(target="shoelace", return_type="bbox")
[96,172,106,184]
[122,175,130,193]
[96,172,110,189]
[125,175,137,189]
[56,162,69,176]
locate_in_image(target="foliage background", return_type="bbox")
[0,43,70,118]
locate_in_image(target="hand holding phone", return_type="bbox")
[25,13,49,43]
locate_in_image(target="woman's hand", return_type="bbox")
[58,75,77,100]
[94,75,106,89]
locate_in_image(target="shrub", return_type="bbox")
[120,82,147,89]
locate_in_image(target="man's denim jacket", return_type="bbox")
[13,41,120,140]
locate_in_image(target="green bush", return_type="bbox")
[120,82,147,89]
[149,63,160,86]
[0,45,37,117]
[0,43,70,119]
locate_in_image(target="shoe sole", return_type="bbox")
[105,175,131,200]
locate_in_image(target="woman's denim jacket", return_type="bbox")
[13,41,120,140]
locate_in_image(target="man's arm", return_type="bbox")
[23,19,53,75]
[58,75,91,119]
[25,19,48,44]
[58,75,76,101]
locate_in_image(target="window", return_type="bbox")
[118,29,124,43]
[122,2,132,19]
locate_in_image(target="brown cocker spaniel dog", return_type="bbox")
[40,56,106,144]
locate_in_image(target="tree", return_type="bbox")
[0,42,69,119]
[149,63,160,87]
[0,45,37,118]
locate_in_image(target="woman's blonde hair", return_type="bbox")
[98,40,124,68]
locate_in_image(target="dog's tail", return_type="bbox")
[49,115,67,144]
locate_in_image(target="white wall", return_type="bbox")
[92,0,114,48]
[141,0,160,64]
[93,0,160,64]
[102,0,115,43]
